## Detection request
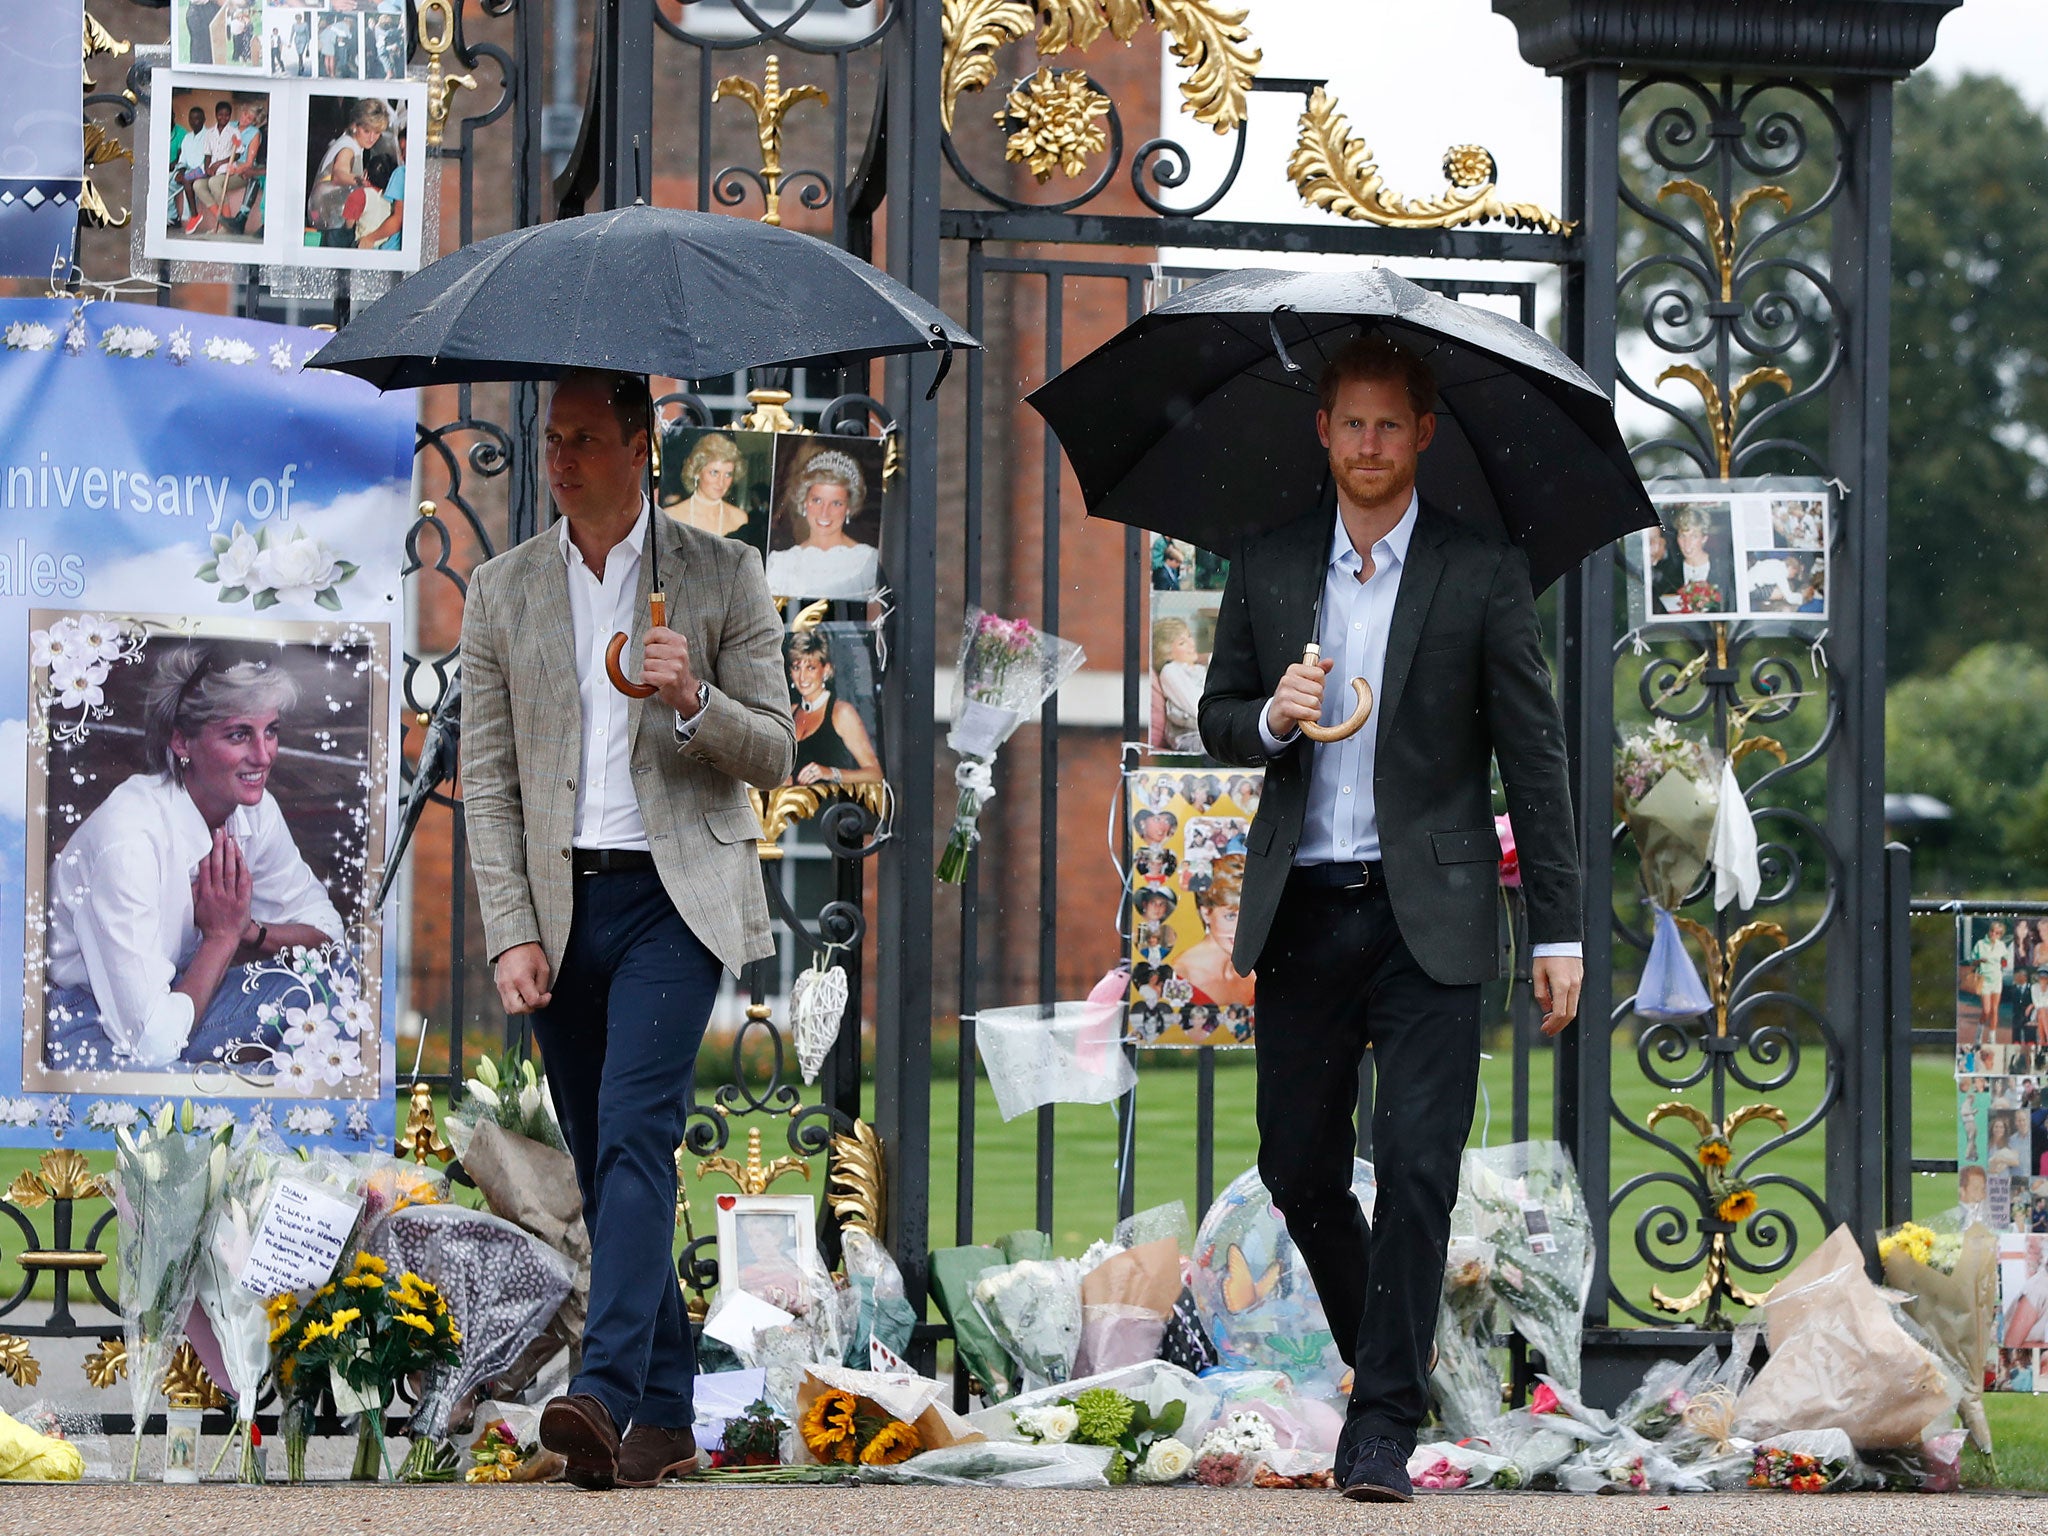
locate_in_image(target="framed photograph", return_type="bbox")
[145,73,284,265]
[715,1193,818,1309]
[1641,496,1738,621]
[1999,1234,2048,1352]
[1149,532,1227,594]
[1147,590,1218,756]
[174,0,269,72]
[1124,767,1261,1048]
[764,435,886,601]
[1957,913,2045,1051]
[659,423,775,555]
[22,614,392,1097]
[782,620,882,789]
[288,82,427,270]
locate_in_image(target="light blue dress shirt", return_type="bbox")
[1256,491,1581,960]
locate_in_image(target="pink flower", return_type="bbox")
[1495,813,1520,887]
[1530,1382,1563,1415]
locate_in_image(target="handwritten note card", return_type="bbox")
[236,1179,364,1298]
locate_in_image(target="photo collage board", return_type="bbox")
[658,422,888,789]
[1953,914,2048,1391]
[1124,767,1262,1048]
[1635,484,1830,626]
[144,67,429,271]
[174,1,410,83]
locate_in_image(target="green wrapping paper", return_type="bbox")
[1626,767,1719,911]
[930,1245,1019,1401]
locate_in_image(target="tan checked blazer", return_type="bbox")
[459,506,795,979]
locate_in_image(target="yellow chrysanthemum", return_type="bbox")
[265,1293,295,1320]
[858,1419,922,1466]
[395,1311,434,1335]
[343,1273,385,1290]
[329,1306,362,1330]
[449,1328,463,1345]
[316,1284,336,1299]
[298,1320,333,1344]
[269,1317,293,1345]
[353,1253,388,1276]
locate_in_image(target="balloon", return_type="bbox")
[1189,1160,1375,1393]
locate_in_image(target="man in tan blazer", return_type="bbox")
[460,368,793,1489]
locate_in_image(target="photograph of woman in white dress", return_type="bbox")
[41,645,345,1073]
[764,440,885,601]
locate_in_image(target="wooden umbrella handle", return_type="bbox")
[604,592,667,699]
[1297,641,1373,743]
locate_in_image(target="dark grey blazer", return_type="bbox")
[1197,503,1582,987]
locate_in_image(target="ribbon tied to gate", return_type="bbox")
[605,591,667,699]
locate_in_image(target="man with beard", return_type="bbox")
[1199,333,1584,1502]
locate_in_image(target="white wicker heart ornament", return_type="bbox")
[792,961,850,1084]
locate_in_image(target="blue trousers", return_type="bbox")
[531,869,721,1432]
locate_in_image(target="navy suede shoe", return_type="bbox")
[1339,1434,1414,1503]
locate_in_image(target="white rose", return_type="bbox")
[1136,1437,1194,1484]
[1037,1405,1077,1444]
[253,528,342,602]
[214,525,263,590]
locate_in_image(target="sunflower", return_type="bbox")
[343,1272,385,1290]
[1716,1187,1758,1224]
[352,1252,389,1277]
[1696,1136,1732,1169]
[329,1306,363,1331]
[858,1419,922,1466]
[799,1389,861,1463]
[395,1311,434,1335]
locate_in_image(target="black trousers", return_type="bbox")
[1253,871,1482,1450]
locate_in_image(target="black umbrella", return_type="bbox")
[306,204,977,389]
[1026,266,1652,592]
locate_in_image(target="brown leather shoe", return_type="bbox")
[616,1423,700,1487]
[539,1393,620,1491]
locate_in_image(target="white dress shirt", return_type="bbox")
[1258,491,1580,960]
[560,501,654,850]
[45,772,345,1065]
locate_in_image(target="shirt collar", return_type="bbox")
[1328,489,1421,575]
[558,495,652,570]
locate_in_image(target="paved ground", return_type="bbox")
[6,1484,2044,1536]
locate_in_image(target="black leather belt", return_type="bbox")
[1289,859,1383,891]
[572,846,657,875]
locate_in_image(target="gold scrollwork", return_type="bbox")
[1656,362,1794,480]
[1658,180,1794,303]
[1669,917,1789,1040]
[0,1335,41,1389]
[828,1119,887,1238]
[1645,1100,1787,1315]
[417,0,478,152]
[6,1149,109,1209]
[1288,87,1573,234]
[714,55,829,227]
[941,0,1257,137]
[162,1341,228,1410]
[404,1081,454,1167]
[749,781,890,860]
[698,1123,811,1196]
[83,1337,127,1389]
[82,12,129,84]
[1000,66,1111,183]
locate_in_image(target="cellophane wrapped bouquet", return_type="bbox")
[1877,1211,1998,1453]
[1614,721,1720,1019]
[938,609,1084,883]
[110,1102,233,1478]
[973,1258,1082,1392]
[1461,1142,1594,1392]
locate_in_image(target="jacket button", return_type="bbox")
[566,777,576,790]
[560,847,571,860]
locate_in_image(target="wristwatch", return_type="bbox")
[672,680,712,744]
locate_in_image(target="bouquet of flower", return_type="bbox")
[1190,1409,1278,1487]
[272,1253,463,1480]
[798,1385,923,1467]
[1613,1345,1720,1442]
[1748,1440,1852,1492]
[444,1050,562,1156]
[1462,1142,1594,1392]
[464,1419,540,1483]
[195,1138,363,1481]
[110,1102,233,1479]
[1011,1384,1191,1484]
[938,609,1085,883]
[1615,720,1720,911]
[1877,1211,1997,1454]
[1672,580,1725,615]
[973,1259,1082,1391]
[715,1397,789,1468]
[1430,1236,1504,1436]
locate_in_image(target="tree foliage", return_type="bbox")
[1887,643,2048,880]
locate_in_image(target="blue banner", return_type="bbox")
[0,296,413,1150]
